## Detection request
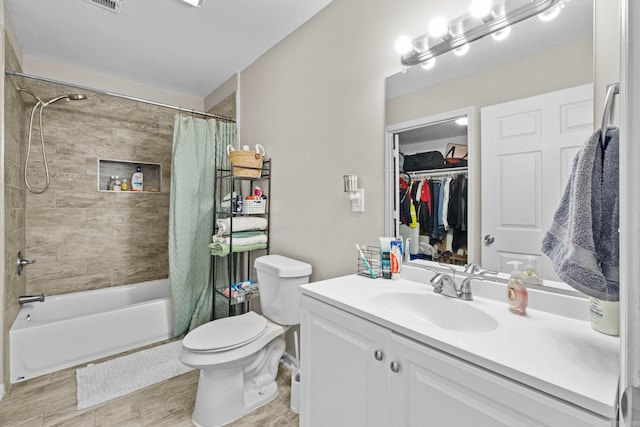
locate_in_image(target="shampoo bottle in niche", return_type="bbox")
[507,261,528,315]
[131,166,143,192]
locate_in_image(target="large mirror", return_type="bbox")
[384,0,595,292]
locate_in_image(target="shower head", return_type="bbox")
[43,94,87,106]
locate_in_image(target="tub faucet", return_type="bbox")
[18,294,44,305]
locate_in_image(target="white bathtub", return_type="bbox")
[10,278,173,383]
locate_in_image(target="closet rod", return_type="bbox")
[5,69,235,123]
[407,168,468,179]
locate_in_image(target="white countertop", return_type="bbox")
[300,268,620,419]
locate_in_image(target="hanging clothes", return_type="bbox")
[418,179,432,235]
[447,174,468,252]
[429,179,444,244]
[399,176,411,225]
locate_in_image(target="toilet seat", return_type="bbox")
[183,311,268,353]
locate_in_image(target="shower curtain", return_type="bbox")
[169,115,236,337]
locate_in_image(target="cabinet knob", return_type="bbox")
[390,361,400,373]
[484,234,495,245]
[373,350,383,361]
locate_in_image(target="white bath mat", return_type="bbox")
[76,340,193,410]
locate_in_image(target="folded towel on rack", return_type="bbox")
[212,232,268,246]
[216,217,268,234]
[209,242,268,257]
[541,127,619,301]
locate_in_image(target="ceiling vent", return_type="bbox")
[84,0,123,14]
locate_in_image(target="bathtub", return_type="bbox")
[10,278,173,383]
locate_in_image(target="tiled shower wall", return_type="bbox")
[4,34,26,387]
[22,83,174,296]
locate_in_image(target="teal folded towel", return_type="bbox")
[209,242,268,257]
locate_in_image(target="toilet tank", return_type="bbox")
[254,255,312,326]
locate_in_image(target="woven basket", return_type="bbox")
[228,151,263,178]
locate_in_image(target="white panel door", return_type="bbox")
[481,84,593,280]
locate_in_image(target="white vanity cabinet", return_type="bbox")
[300,294,611,427]
[299,294,391,426]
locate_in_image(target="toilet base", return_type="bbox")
[191,337,286,427]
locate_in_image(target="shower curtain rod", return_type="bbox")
[4,69,235,123]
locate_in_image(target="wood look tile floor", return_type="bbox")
[0,342,298,427]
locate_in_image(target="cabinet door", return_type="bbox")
[390,333,610,427]
[300,296,390,427]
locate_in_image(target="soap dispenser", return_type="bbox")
[507,261,528,315]
[522,256,543,287]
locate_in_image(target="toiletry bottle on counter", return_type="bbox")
[506,261,528,315]
[131,166,143,192]
[379,237,393,279]
[589,297,620,336]
[390,239,403,280]
[522,256,543,286]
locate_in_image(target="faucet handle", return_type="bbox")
[423,266,440,274]
[437,263,457,277]
[479,269,498,276]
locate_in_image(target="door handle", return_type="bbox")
[483,235,495,245]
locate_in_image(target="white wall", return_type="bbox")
[237,0,473,280]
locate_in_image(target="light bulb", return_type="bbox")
[453,43,470,56]
[420,58,436,70]
[395,36,414,55]
[538,3,562,22]
[428,17,450,39]
[492,26,511,41]
[470,0,492,19]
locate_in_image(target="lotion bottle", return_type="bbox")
[507,261,528,315]
[522,256,543,287]
[131,166,144,192]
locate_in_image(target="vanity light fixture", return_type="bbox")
[491,25,511,41]
[420,58,437,70]
[538,0,564,21]
[428,17,452,40]
[453,43,470,56]
[179,0,204,7]
[397,0,563,69]
[395,36,414,55]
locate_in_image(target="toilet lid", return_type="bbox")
[183,311,268,352]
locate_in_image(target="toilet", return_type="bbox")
[180,254,312,427]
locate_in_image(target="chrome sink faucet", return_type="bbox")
[463,262,498,276]
[425,266,485,301]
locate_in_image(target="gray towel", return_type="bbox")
[541,127,619,301]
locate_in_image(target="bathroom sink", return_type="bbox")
[373,291,498,332]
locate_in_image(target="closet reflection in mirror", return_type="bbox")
[397,116,470,266]
[384,0,594,292]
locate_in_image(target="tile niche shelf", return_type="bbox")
[98,159,162,192]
